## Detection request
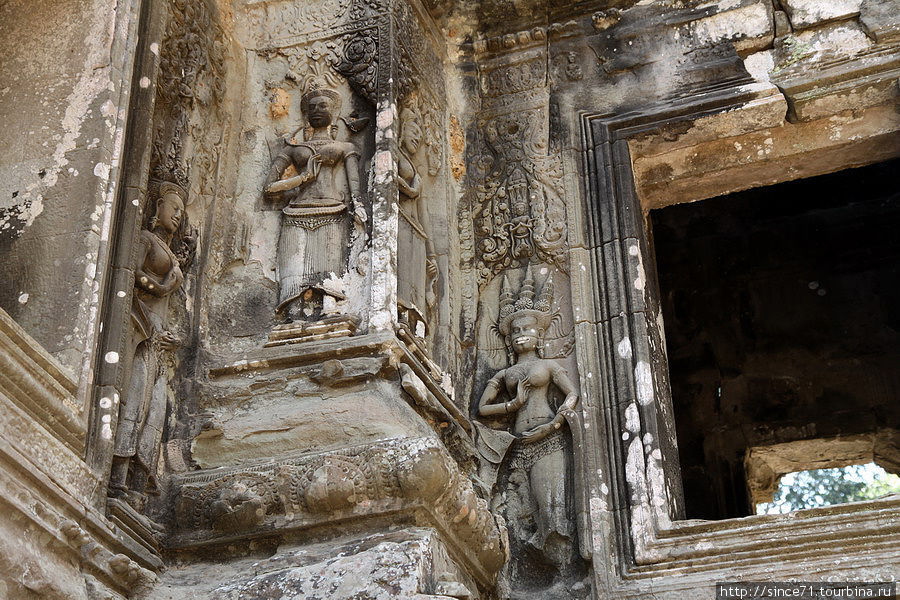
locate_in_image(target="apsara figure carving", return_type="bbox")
[110,181,196,509]
[477,265,579,565]
[396,104,438,338]
[264,85,363,322]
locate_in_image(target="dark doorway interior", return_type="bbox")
[650,159,900,520]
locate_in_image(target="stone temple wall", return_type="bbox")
[0,0,897,598]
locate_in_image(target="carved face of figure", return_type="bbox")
[307,94,335,129]
[156,192,184,234]
[402,118,422,155]
[509,314,540,355]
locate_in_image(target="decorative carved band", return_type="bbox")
[171,436,507,585]
[0,308,83,454]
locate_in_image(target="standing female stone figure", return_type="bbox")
[396,106,437,336]
[477,267,579,563]
[263,87,362,321]
[110,182,193,507]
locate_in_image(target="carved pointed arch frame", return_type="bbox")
[578,88,900,597]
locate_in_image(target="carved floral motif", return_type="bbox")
[335,29,379,102]
[153,0,226,190]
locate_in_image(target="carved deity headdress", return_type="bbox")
[300,86,342,119]
[299,81,342,141]
[157,181,189,205]
[498,265,554,337]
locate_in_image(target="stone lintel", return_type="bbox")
[634,103,900,210]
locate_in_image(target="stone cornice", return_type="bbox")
[207,330,472,434]
[0,307,84,454]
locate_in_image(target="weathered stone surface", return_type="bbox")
[2,0,900,598]
[860,0,900,42]
[0,306,157,598]
[633,104,900,209]
[746,431,900,505]
[170,437,505,587]
[0,0,141,382]
[781,0,862,30]
[148,529,477,600]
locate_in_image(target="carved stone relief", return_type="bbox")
[153,0,227,193]
[396,98,441,340]
[466,53,569,291]
[240,21,378,346]
[172,437,507,587]
[242,0,384,50]
[262,83,364,324]
[459,32,588,595]
[469,108,568,288]
[109,180,196,512]
[474,267,583,572]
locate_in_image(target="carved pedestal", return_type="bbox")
[150,333,504,598]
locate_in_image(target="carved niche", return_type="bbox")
[257,31,376,342]
[474,266,585,571]
[109,177,197,511]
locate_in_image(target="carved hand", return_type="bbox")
[396,174,419,199]
[520,422,555,444]
[425,257,438,308]
[156,330,180,352]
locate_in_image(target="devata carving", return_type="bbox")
[476,266,579,566]
[397,104,438,337]
[110,181,196,509]
[470,109,568,288]
[264,85,363,322]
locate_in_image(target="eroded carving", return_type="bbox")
[476,267,579,568]
[153,0,226,194]
[263,83,364,323]
[470,109,568,287]
[397,102,438,338]
[110,181,196,510]
[172,438,506,584]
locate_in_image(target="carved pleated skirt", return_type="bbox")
[397,207,427,323]
[277,205,348,312]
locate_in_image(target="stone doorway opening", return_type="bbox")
[649,158,900,520]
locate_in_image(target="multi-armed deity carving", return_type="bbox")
[263,84,364,323]
[396,103,438,338]
[476,266,580,567]
[110,180,196,510]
